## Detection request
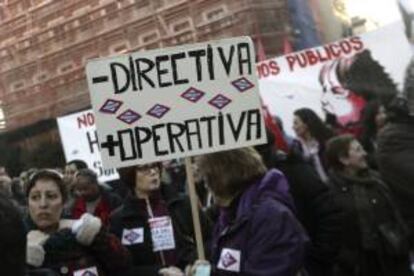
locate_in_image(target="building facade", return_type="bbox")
[0,0,291,133]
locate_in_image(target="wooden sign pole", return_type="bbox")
[184,157,205,260]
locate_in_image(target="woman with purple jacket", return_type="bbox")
[197,147,308,275]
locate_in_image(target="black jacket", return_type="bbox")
[377,120,414,243]
[270,153,342,276]
[329,170,411,276]
[109,184,210,276]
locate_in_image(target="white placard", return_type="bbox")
[57,109,119,182]
[148,216,176,252]
[86,37,266,169]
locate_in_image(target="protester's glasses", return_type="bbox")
[135,163,160,174]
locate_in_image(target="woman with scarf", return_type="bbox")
[25,169,130,275]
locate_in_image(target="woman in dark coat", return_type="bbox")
[326,135,411,276]
[25,169,130,276]
[109,162,210,276]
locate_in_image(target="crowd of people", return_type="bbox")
[1,61,414,276]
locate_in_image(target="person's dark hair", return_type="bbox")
[75,168,98,185]
[254,127,277,169]
[25,169,67,203]
[340,49,398,104]
[294,108,333,144]
[273,115,284,132]
[0,194,26,276]
[118,163,162,191]
[325,134,355,171]
[67,159,88,170]
[360,100,381,151]
[197,147,267,199]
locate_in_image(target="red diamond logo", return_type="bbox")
[147,104,170,119]
[99,99,123,114]
[208,94,232,110]
[231,77,254,93]
[117,109,141,125]
[181,87,206,103]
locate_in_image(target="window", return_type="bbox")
[13,82,25,90]
[59,63,73,73]
[204,6,226,21]
[112,44,128,53]
[136,0,150,8]
[141,31,158,44]
[37,74,48,82]
[105,3,118,14]
[171,19,191,33]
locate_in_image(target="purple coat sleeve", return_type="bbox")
[243,199,308,276]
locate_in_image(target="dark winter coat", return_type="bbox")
[109,184,210,276]
[329,170,411,276]
[210,169,308,275]
[377,120,414,244]
[25,218,131,276]
[272,154,343,276]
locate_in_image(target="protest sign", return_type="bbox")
[257,22,413,136]
[86,37,266,169]
[57,109,119,182]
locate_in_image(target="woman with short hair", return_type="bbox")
[326,135,411,276]
[25,169,130,275]
[197,147,308,275]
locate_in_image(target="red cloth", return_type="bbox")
[72,197,111,226]
[262,104,290,153]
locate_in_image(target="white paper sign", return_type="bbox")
[148,216,176,252]
[121,228,144,245]
[86,37,266,169]
[217,248,241,272]
[57,110,119,182]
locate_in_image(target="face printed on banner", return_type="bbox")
[319,56,366,127]
[134,163,161,196]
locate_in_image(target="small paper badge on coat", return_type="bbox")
[74,266,99,276]
[122,228,144,245]
[217,248,241,272]
[148,216,176,252]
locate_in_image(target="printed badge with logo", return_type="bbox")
[148,216,176,252]
[74,266,99,276]
[217,248,241,272]
[121,228,144,245]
